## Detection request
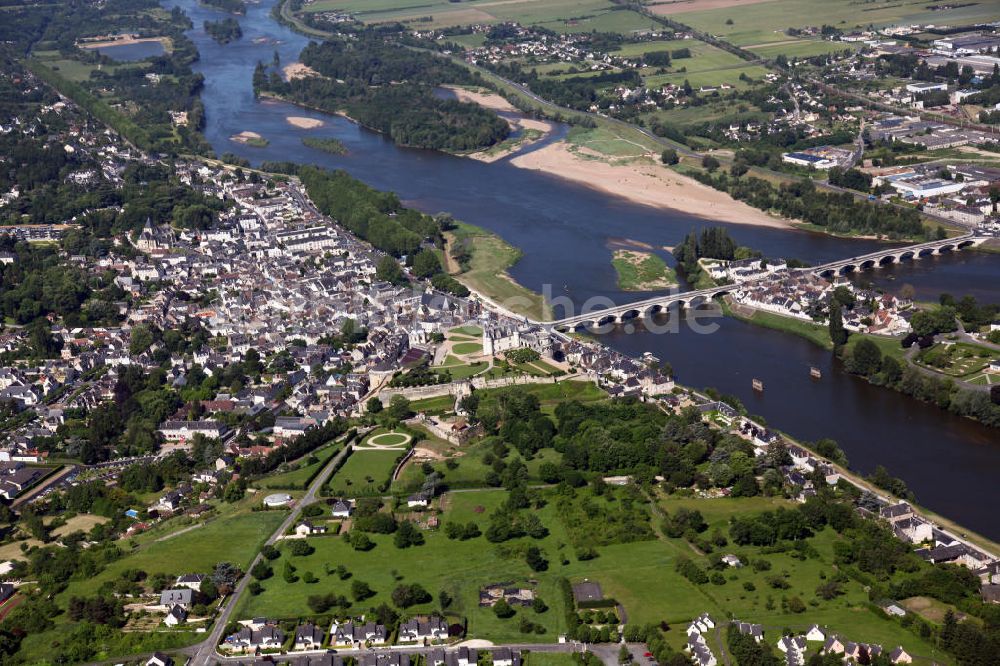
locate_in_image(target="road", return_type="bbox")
[186,433,357,666]
[204,641,586,664]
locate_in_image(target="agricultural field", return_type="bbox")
[29,51,147,84]
[301,0,657,34]
[638,39,769,90]
[648,0,1000,47]
[746,39,858,60]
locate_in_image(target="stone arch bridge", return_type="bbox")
[544,233,986,332]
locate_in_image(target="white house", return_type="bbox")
[164,604,187,627]
[398,617,448,643]
[805,625,826,642]
[295,521,328,536]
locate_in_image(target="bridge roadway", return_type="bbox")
[545,232,985,331]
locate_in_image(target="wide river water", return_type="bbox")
[166,0,1000,539]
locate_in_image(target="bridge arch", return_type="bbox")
[839,264,858,275]
[957,239,975,249]
[937,243,955,253]
[878,255,896,266]
[860,259,876,270]
[620,308,641,321]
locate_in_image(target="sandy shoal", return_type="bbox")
[510,142,793,229]
[230,130,263,143]
[79,36,166,49]
[442,85,519,113]
[283,62,320,80]
[286,116,324,129]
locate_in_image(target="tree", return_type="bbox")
[849,339,882,377]
[386,395,413,422]
[250,561,273,580]
[287,539,314,556]
[352,579,375,601]
[829,300,848,347]
[366,396,383,414]
[349,531,374,551]
[394,521,425,548]
[376,255,406,285]
[391,583,431,608]
[129,324,155,356]
[660,148,679,165]
[493,598,516,618]
[702,155,720,172]
[880,355,902,384]
[525,545,548,571]
[412,249,442,279]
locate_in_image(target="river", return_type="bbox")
[165,0,1000,539]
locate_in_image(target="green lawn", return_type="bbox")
[436,360,490,381]
[260,443,340,489]
[394,444,564,493]
[452,341,484,355]
[233,477,946,661]
[56,509,285,602]
[237,492,570,642]
[409,394,460,414]
[724,300,833,350]
[369,432,410,447]
[327,450,404,497]
[914,342,999,378]
[567,125,650,158]
[450,325,483,337]
[844,332,906,363]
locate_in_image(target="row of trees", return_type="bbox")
[692,172,930,240]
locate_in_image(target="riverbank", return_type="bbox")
[722,297,834,350]
[443,221,550,322]
[510,141,795,229]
